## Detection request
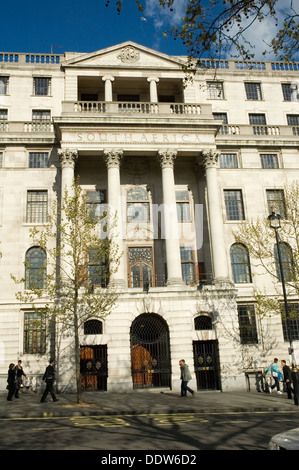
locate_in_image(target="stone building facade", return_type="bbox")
[0,42,298,393]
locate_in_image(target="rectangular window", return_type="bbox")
[32,110,51,121]
[29,152,49,168]
[224,190,245,220]
[282,83,298,101]
[0,109,8,120]
[266,189,286,219]
[219,153,238,169]
[24,312,46,354]
[238,305,258,344]
[245,82,262,100]
[176,190,191,222]
[87,248,108,288]
[180,247,195,284]
[213,112,228,124]
[282,304,299,342]
[26,190,48,223]
[128,246,153,288]
[0,151,3,168]
[207,81,224,99]
[0,76,9,95]
[287,114,299,125]
[86,190,106,221]
[33,77,51,96]
[260,153,279,169]
[249,113,266,125]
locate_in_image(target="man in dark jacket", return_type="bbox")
[281,360,294,399]
[179,359,195,398]
[40,358,59,403]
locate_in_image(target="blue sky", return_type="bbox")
[1,0,187,56]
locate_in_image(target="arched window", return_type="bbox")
[84,320,103,335]
[194,315,213,330]
[274,242,293,283]
[25,247,46,289]
[230,243,252,284]
[127,186,150,223]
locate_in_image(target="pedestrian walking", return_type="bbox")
[265,358,282,394]
[7,363,16,401]
[281,360,294,399]
[14,360,27,398]
[40,358,59,403]
[179,359,195,398]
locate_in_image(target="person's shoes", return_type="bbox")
[277,391,282,394]
[268,387,272,393]
[53,399,59,402]
[15,395,19,398]
[40,399,45,402]
[7,398,13,401]
[192,392,195,398]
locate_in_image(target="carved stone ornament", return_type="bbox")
[202,150,219,169]
[58,149,78,168]
[103,149,123,168]
[158,149,177,169]
[117,46,140,64]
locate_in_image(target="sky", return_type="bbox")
[0,0,297,60]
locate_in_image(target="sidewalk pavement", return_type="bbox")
[1,389,299,419]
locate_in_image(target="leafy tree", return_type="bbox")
[12,179,121,404]
[108,0,299,66]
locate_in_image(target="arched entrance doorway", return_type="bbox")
[130,313,171,389]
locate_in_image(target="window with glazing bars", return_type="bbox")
[127,186,150,223]
[27,190,48,223]
[260,154,279,169]
[0,109,7,120]
[86,190,106,221]
[176,190,191,222]
[180,247,195,283]
[287,114,299,125]
[213,112,228,123]
[87,249,108,287]
[230,244,252,283]
[274,243,293,283]
[219,153,238,168]
[207,81,224,99]
[224,190,245,220]
[249,113,266,125]
[282,83,298,101]
[245,82,262,100]
[33,77,51,96]
[25,247,46,289]
[282,303,299,342]
[32,110,51,121]
[24,312,46,354]
[0,76,9,95]
[0,152,3,168]
[238,305,258,344]
[266,189,286,218]
[29,152,49,168]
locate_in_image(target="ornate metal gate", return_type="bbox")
[130,313,171,389]
[193,340,221,390]
[80,345,108,391]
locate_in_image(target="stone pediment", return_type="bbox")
[62,41,186,69]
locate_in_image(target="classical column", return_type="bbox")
[102,75,114,102]
[202,150,229,281]
[147,76,159,102]
[104,149,126,287]
[58,148,78,195]
[158,149,184,286]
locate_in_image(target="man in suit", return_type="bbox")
[281,360,294,399]
[40,358,59,403]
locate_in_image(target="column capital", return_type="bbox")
[201,149,219,169]
[102,75,115,83]
[58,148,78,169]
[158,149,177,169]
[147,76,159,83]
[104,149,123,168]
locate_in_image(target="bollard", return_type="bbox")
[291,365,299,406]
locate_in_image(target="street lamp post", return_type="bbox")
[268,210,299,405]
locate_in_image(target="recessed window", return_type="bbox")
[224,190,245,220]
[230,244,252,283]
[266,189,286,219]
[87,248,108,288]
[260,153,279,169]
[29,152,49,168]
[282,83,298,101]
[32,110,51,121]
[0,151,3,168]
[245,82,262,100]
[180,247,195,284]
[219,153,238,169]
[249,113,266,125]
[0,76,9,95]
[282,304,299,342]
[24,312,46,354]
[213,112,228,123]
[25,247,46,289]
[86,190,106,221]
[176,190,191,222]
[33,77,51,96]
[26,190,48,223]
[127,186,150,223]
[207,81,224,99]
[128,246,153,288]
[84,320,103,335]
[238,305,258,344]
[194,315,212,330]
[274,243,293,283]
[0,109,8,120]
[287,114,299,125]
